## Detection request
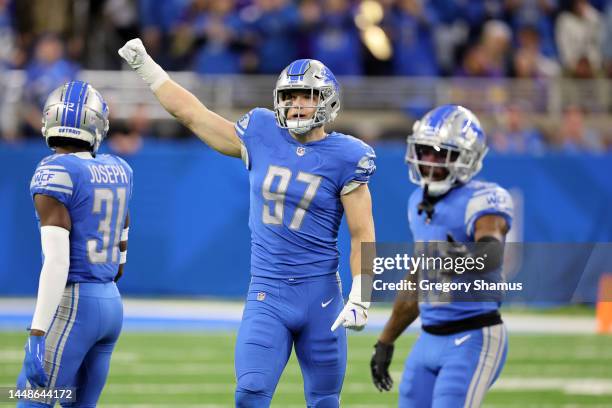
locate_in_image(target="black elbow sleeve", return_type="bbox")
[475,236,504,272]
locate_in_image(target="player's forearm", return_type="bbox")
[119,38,241,157]
[347,230,375,305]
[379,300,419,344]
[30,226,70,334]
[349,237,366,279]
[153,80,241,157]
[153,79,200,127]
[349,212,376,278]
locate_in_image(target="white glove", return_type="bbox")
[118,38,169,91]
[331,274,372,331]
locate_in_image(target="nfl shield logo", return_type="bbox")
[257,292,266,301]
[296,146,306,156]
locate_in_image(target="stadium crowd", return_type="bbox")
[0,0,610,152]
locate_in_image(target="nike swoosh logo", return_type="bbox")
[321,298,334,308]
[454,334,471,346]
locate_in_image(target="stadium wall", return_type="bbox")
[0,141,611,297]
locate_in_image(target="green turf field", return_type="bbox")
[1,331,611,407]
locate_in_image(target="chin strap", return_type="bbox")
[417,185,436,223]
[417,184,454,223]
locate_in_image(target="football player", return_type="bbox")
[370,105,513,407]
[16,80,133,407]
[119,40,376,407]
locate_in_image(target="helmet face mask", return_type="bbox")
[405,105,488,196]
[274,59,340,135]
[276,88,322,135]
[41,81,109,154]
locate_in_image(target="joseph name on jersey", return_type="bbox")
[235,107,375,279]
[408,180,513,326]
[88,163,129,184]
[30,152,133,283]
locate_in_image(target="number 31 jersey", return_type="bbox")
[235,108,376,279]
[30,152,133,283]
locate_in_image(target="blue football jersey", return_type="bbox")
[408,180,513,326]
[30,152,133,283]
[235,108,376,279]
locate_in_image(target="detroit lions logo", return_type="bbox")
[356,155,376,176]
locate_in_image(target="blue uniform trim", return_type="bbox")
[427,105,454,133]
[287,59,310,81]
[489,326,506,387]
[64,81,86,128]
[49,285,75,380]
[73,81,88,127]
[467,327,491,408]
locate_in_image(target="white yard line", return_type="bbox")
[0,297,600,334]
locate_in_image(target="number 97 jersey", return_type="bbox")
[30,152,133,283]
[235,108,376,279]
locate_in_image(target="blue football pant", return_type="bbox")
[399,323,507,408]
[235,274,347,408]
[17,282,123,407]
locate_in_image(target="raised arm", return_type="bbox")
[118,39,242,157]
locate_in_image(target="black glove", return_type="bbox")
[442,233,470,257]
[371,340,394,392]
[443,233,504,273]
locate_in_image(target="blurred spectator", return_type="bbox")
[505,0,558,58]
[15,0,72,37]
[390,0,438,76]
[296,0,321,58]
[458,20,512,77]
[139,0,191,66]
[0,0,17,141]
[603,2,612,77]
[173,0,247,74]
[490,102,546,154]
[430,0,468,76]
[21,34,79,137]
[87,0,140,69]
[556,104,604,152]
[480,20,512,76]
[359,0,396,76]
[241,0,301,74]
[459,0,505,42]
[107,104,149,155]
[310,0,362,76]
[512,25,560,78]
[555,0,603,78]
[457,44,488,76]
[169,0,208,67]
[0,0,14,68]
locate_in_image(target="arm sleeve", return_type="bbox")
[30,162,74,206]
[30,226,70,332]
[464,186,514,239]
[234,108,259,170]
[339,142,376,195]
